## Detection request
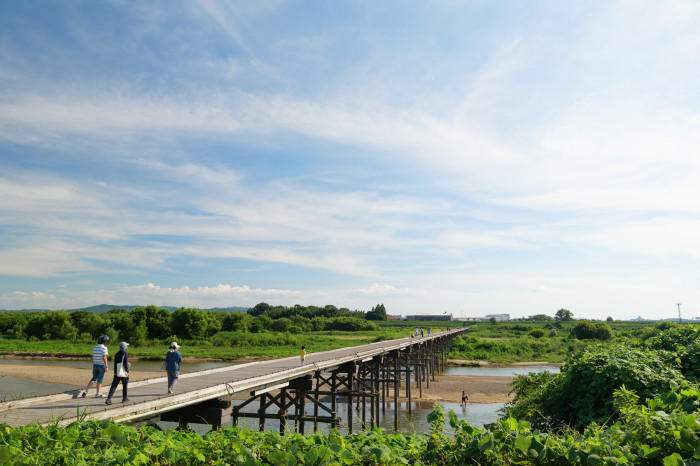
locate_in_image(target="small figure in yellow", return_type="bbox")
[300,345,306,366]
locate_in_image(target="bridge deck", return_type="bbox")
[0,329,466,427]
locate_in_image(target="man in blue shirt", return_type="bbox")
[165,341,183,394]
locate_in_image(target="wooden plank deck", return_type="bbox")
[0,329,466,427]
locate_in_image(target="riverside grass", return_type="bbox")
[0,328,410,361]
[0,320,666,363]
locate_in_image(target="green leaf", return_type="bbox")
[449,410,459,429]
[514,435,531,452]
[663,453,684,466]
[503,417,518,431]
[340,448,355,465]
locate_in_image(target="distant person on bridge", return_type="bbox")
[300,346,307,366]
[165,341,183,394]
[105,341,130,405]
[79,335,109,398]
[420,328,424,337]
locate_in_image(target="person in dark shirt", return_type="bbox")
[105,341,130,405]
[165,341,183,394]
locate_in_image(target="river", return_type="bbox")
[0,359,557,434]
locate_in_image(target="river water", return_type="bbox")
[156,400,505,436]
[0,359,557,433]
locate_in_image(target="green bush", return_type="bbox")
[647,324,700,382]
[571,320,614,340]
[529,328,546,339]
[505,344,689,429]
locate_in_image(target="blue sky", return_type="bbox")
[1,1,699,320]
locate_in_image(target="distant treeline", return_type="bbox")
[0,303,388,343]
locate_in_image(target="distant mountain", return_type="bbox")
[3,304,250,313]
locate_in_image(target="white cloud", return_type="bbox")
[122,282,301,298]
[352,282,418,296]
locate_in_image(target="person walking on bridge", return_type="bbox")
[300,345,307,366]
[165,341,183,394]
[79,335,109,398]
[105,342,130,405]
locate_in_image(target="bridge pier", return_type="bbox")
[155,330,464,434]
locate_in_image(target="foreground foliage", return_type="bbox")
[1,387,698,465]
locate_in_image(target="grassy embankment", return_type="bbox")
[0,320,663,364]
[448,320,664,363]
[0,328,414,361]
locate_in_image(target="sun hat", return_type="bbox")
[170,342,180,349]
[119,341,130,350]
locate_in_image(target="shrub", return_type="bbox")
[505,344,689,429]
[571,320,614,340]
[529,328,546,339]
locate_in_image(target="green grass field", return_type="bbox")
[0,320,669,363]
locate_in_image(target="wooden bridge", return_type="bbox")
[0,328,467,433]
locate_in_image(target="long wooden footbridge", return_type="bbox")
[0,328,467,433]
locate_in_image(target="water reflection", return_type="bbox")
[156,400,504,437]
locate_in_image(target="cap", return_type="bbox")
[170,342,180,349]
[119,341,130,350]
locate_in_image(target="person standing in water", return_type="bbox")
[461,390,468,407]
[165,341,183,394]
[300,345,306,366]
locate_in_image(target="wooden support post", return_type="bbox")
[369,363,375,429]
[393,352,399,432]
[347,371,353,434]
[299,388,306,434]
[418,359,423,399]
[406,353,412,414]
[381,360,386,415]
[314,371,320,433]
[361,367,367,430]
[331,371,338,430]
[375,361,380,424]
[280,389,287,434]
[258,393,266,431]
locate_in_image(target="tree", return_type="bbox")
[222,311,251,332]
[131,305,172,339]
[171,308,208,339]
[529,314,553,322]
[606,316,614,322]
[365,304,387,321]
[555,309,573,321]
[248,302,271,317]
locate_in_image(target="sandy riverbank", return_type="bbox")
[0,365,515,403]
[0,364,163,386]
[447,359,563,368]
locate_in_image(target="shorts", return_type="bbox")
[91,364,106,383]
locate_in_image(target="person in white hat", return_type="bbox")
[165,342,182,394]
